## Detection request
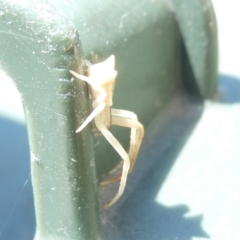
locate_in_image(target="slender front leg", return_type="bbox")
[101,109,144,185]
[94,116,130,208]
[111,109,144,173]
[76,102,106,132]
[70,71,107,133]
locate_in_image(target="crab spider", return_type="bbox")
[70,55,144,208]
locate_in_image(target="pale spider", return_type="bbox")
[70,55,144,208]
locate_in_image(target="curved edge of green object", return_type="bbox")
[0,1,102,239]
[171,0,218,99]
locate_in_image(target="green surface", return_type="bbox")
[172,0,218,98]
[48,0,182,178]
[47,0,218,178]
[0,0,218,239]
[0,1,100,239]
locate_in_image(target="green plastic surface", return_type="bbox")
[171,0,218,98]
[0,1,101,239]
[47,0,218,178]
[47,0,182,178]
[0,0,218,239]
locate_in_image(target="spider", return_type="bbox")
[70,55,144,208]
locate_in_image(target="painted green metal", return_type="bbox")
[0,1,101,239]
[47,0,218,178]
[171,0,218,98]
[0,0,218,239]
[47,0,182,178]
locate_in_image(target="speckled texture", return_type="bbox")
[0,1,100,239]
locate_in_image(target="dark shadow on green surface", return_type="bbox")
[181,41,202,99]
[100,91,209,239]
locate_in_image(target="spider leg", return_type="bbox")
[112,109,144,173]
[70,71,107,99]
[95,116,130,208]
[70,70,107,133]
[76,87,106,133]
[76,102,106,133]
[70,70,90,82]
[101,109,144,184]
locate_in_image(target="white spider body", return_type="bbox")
[70,55,144,208]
